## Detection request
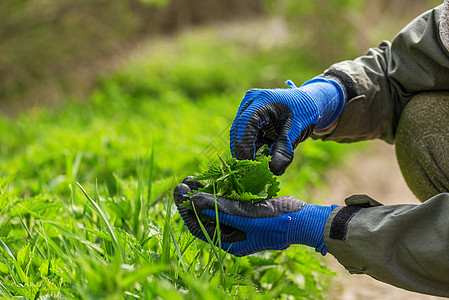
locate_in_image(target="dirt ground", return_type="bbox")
[321,141,446,300]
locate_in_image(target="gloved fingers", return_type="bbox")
[189,193,248,243]
[210,241,255,258]
[294,123,316,146]
[232,101,294,161]
[198,209,248,243]
[270,122,316,175]
[188,192,308,257]
[230,90,260,157]
[174,184,218,243]
[174,183,192,206]
[174,184,246,243]
[230,105,260,160]
[192,193,305,219]
[182,176,203,192]
[269,119,294,176]
[174,183,207,240]
[219,236,290,257]
[201,209,249,231]
[231,89,285,159]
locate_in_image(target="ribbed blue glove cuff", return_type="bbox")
[287,204,338,255]
[299,78,345,130]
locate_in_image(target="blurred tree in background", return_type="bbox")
[0,0,441,113]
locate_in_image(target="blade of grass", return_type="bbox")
[135,161,144,240]
[187,242,207,273]
[141,144,154,242]
[0,237,28,283]
[14,207,45,258]
[44,220,105,255]
[170,227,186,272]
[180,235,196,257]
[0,252,19,285]
[212,184,226,286]
[36,210,53,277]
[42,236,71,267]
[76,182,123,263]
[0,238,15,261]
[160,193,173,266]
[121,264,164,289]
[0,199,12,237]
[0,281,12,297]
[158,271,185,286]
[190,202,223,272]
[67,152,83,209]
[146,143,154,209]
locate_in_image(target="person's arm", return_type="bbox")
[314,4,449,143]
[175,179,449,297]
[324,193,449,297]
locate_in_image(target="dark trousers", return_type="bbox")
[396,92,449,202]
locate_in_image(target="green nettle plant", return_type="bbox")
[184,146,280,207]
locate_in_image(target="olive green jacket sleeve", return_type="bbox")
[313,4,449,143]
[324,194,449,297]
[314,6,449,296]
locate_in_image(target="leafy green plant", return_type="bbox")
[188,146,279,204]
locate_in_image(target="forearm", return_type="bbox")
[324,193,449,297]
[313,4,449,143]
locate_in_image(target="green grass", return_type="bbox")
[0,27,363,299]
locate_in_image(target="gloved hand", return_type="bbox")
[174,177,338,257]
[230,78,345,175]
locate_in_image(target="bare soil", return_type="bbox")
[322,141,446,300]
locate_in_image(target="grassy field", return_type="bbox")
[0,25,363,299]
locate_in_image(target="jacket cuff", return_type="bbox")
[323,194,383,258]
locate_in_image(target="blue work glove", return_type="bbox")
[230,78,345,175]
[174,177,338,257]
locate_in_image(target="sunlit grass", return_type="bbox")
[0,27,364,299]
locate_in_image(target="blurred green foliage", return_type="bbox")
[0,0,262,108]
[0,0,441,110]
[0,21,363,298]
[0,0,134,101]
[264,0,365,64]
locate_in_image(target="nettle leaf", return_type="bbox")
[239,156,279,199]
[247,256,277,267]
[232,192,264,204]
[39,259,50,276]
[255,144,271,158]
[194,163,223,181]
[190,147,280,205]
[226,158,257,171]
[180,199,193,210]
[17,243,31,267]
[0,262,9,274]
